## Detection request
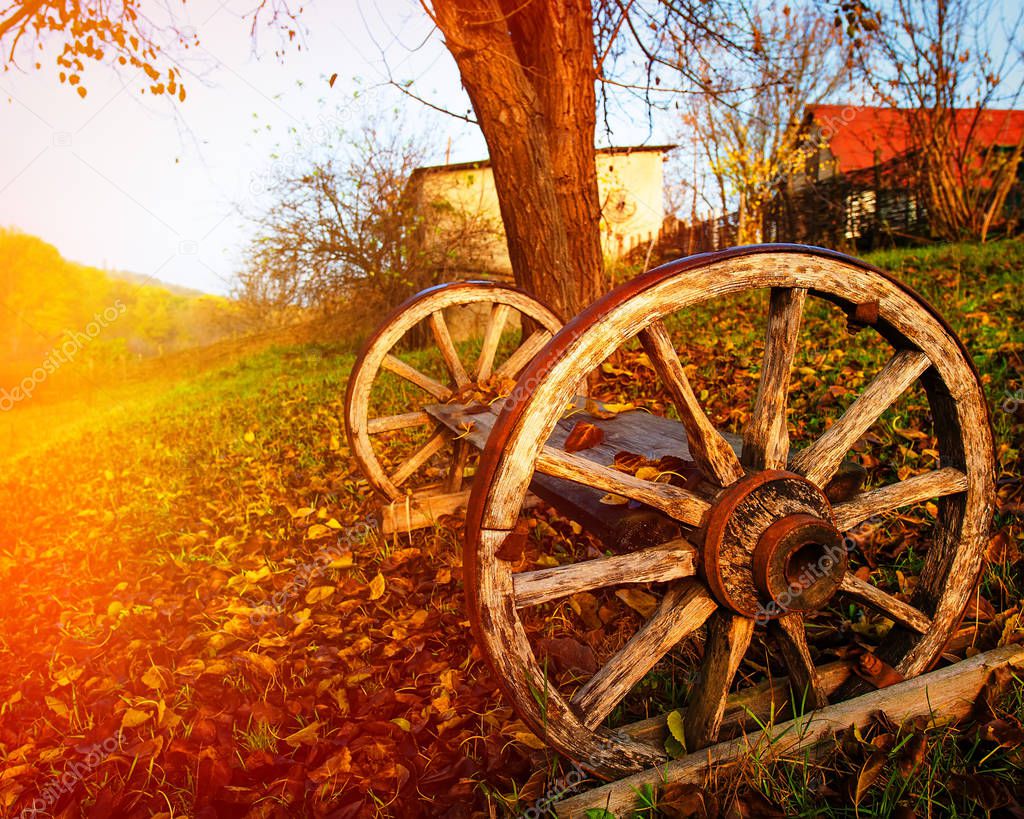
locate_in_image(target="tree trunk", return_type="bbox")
[428,0,605,321]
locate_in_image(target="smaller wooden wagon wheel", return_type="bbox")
[464,246,995,779]
[345,281,562,501]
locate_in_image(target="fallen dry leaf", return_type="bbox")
[283,721,321,747]
[121,708,152,730]
[615,588,658,618]
[368,572,386,600]
[563,421,604,453]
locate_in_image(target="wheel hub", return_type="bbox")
[700,470,847,621]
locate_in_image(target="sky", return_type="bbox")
[0,1,497,295]
[0,0,679,296]
[3,2,1022,297]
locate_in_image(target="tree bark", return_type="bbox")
[427,0,605,320]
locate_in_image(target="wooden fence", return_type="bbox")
[636,175,954,267]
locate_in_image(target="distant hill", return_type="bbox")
[0,228,255,394]
[105,269,213,299]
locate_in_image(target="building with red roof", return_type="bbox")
[775,105,1024,245]
[803,104,1024,180]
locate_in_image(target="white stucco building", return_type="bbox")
[407,145,674,279]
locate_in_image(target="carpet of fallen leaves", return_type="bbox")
[0,349,547,817]
[0,241,1022,817]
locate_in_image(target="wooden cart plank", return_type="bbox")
[380,489,541,534]
[555,644,1024,818]
[427,396,731,464]
[427,398,722,548]
[380,489,474,534]
[425,399,869,548]
[616,660,854,747]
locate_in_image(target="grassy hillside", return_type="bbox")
[0,228,253,403]
[0,241,1020,816]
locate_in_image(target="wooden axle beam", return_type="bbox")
[554,644,1024,817]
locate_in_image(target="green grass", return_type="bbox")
[737,672,1024,817]
[0,343,355,465]
[0,239,1021,817]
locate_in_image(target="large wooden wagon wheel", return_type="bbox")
[345,281,562,500]
[464,245,995,778]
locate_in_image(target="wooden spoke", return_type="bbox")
[840,572,933,634]
[769,613,828,710]
[792,350,931,487]
[639,320,744,487]
[571,581,717,730]
[476,303,512,381]
[428,310,470,389]
[832,467,968,531]
[366,411,432,435]
[381,354,453,401]
[495,329,553,380]
[682,612,755,751]
[449,248,996,778]
[346,281,563,505]
[512,538,698,608]
[742,288,806,471]
[445,438,470,493]
[535,445,711,528]
[388,428,448,488]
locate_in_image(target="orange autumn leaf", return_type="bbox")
[368,572,386,600]
[283,721,321,747]
[563,420,604,452]
[121,708,152,729]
